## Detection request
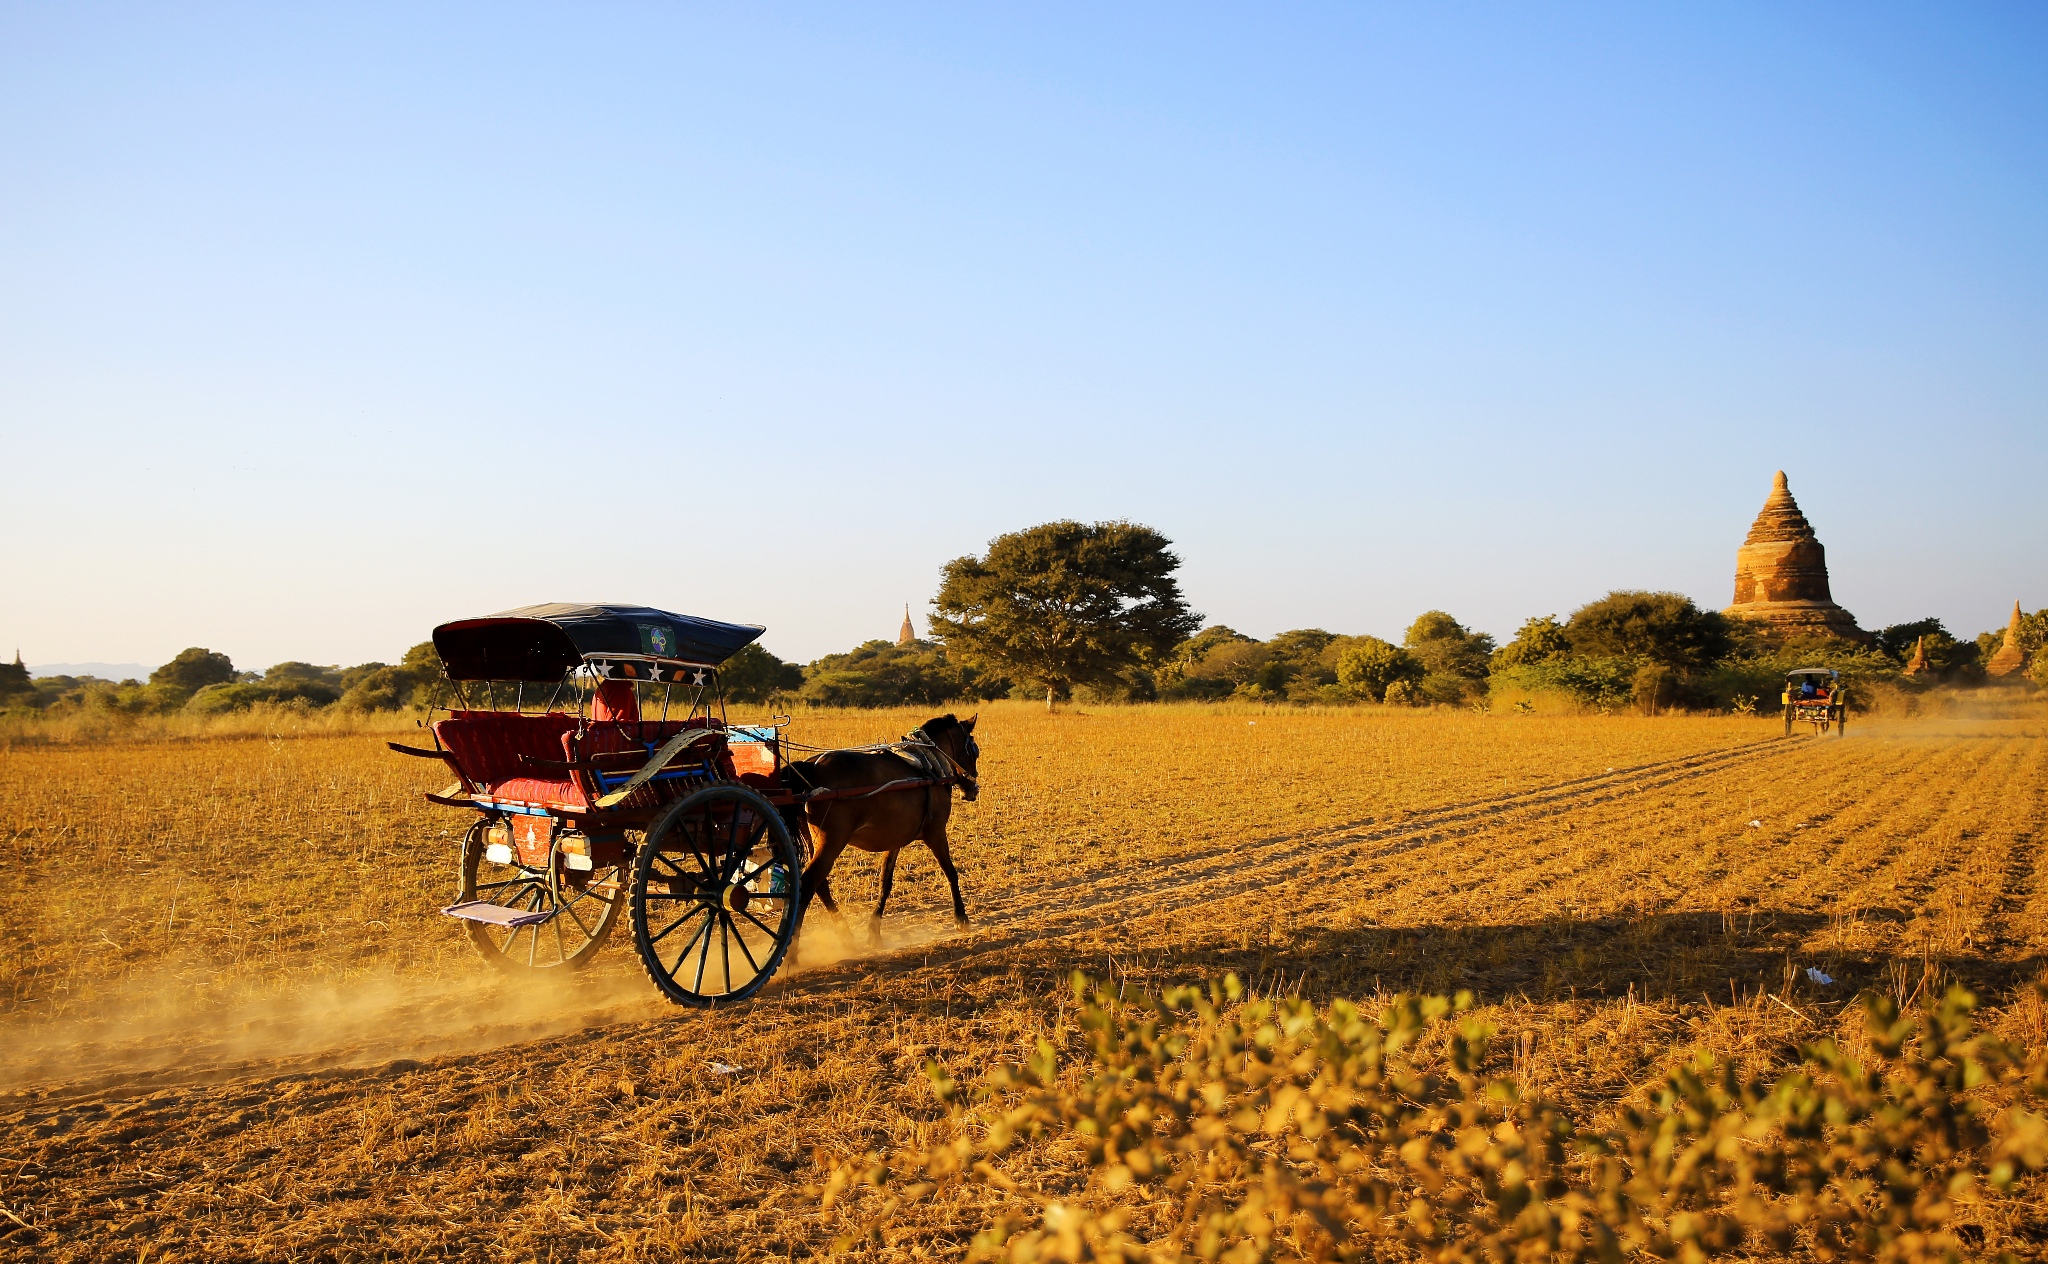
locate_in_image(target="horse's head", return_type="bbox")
[921,713,980,801]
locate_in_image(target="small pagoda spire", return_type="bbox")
[897,604,916,646]
[1987,601,2028,677]
[1902,636,1930,677]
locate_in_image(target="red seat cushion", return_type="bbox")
[433,711,577,794]
[486,776,590,810]
[433,711,738,813]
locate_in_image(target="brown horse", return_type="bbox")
[786,713,979,943]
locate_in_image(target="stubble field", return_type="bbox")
[3,700,2046,1260]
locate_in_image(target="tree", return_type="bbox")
[798,640,995,708]
[720,644,805,704]
[1492,616,1570,669]
[1403,611,1495,682]
[151,647,236,693]
[1565,591,1733,672]
[1156,627,1255,699]
[1874,618,1947,662]
[1335,637,1425,703]
[931,520,1202,710]
[340,643,450,712]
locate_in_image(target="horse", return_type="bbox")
[784,713,979,944]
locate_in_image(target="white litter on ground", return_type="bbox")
[1805,968,1834,986]
[1748,819,1764,828]
[708,1061,746,1075]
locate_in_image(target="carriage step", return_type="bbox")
[442,900,555,929]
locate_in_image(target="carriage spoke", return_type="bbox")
[650,904,710,949]
[722,911,763,974]
[665,911,717,979]
[691,916,714,993]
[630,788,799,1003]
[560,896,597,940]
[738,906,783,941]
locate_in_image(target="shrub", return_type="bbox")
[1335,638,1425,704]
[828,975,2048,1263]
[1489,657,1637,711]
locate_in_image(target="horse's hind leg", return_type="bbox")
[800,821,856,951]
[925,825,969,929]
[869,849,899,948]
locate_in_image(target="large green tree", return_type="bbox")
[931,520,1202,710]
[150,647,236,693]
[1565,591,1733,672]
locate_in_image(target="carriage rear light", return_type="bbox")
[485,842,515,865]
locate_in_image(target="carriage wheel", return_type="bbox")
[457,817,624,972]
[630,785,802,1007]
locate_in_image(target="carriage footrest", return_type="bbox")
[442,900,555,929]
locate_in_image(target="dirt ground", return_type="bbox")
[3,703,2046,1260]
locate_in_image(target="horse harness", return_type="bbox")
[784,729,975,840]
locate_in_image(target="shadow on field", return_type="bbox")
[1148,910,2047,1011]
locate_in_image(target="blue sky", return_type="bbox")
[3,3,2043,671]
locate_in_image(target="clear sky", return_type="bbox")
[4,3,2044,672]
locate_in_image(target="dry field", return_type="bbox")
[3,700,2046,1260]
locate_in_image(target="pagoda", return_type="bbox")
[1987,602,2028,677]
[1724,471,1870,642]
[897,605,916,646]
[1902,636,1931,677]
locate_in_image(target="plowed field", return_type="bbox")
[4,702,2046,1260]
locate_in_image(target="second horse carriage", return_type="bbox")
[392,603,978,1007]
[1781,666,1848,738]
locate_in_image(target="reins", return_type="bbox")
[780,726,977,810]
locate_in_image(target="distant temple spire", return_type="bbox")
[897,604,916,646]
[1903,636,1930,677]
[1987,601,2028,677]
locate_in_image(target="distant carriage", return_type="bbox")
[392,603,974,1007]
[1781,666,1848,738]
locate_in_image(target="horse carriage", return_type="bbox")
[393,603,979,1007]
[1781,666,1848,738]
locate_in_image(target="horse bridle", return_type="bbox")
[907,726,979,795]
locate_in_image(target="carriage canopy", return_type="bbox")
[433,603,764,682]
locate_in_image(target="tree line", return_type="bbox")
[4,518,2039,717]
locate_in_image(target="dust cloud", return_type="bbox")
[0,913,961,1096]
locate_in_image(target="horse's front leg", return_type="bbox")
[870,848,900,948]
[925,822,969,930]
